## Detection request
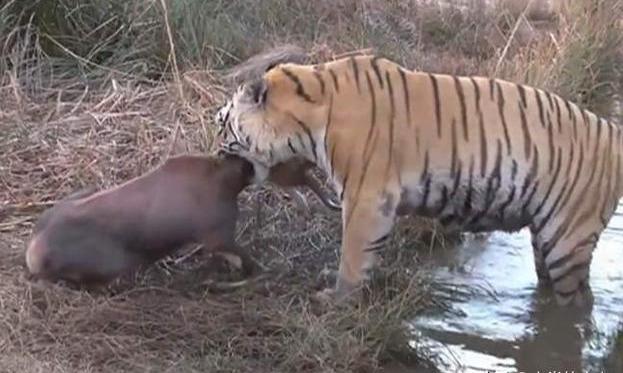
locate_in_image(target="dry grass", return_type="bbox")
[0,34,449,372]
[1,0,622,372]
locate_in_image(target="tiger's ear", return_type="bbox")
[244,78,268,106]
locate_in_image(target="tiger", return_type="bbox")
[214,52,622,307]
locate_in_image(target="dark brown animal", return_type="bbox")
[25,154,337,286]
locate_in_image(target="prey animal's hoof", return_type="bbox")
[313,287,338,305]
[315,268,338,290]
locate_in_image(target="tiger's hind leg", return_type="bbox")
[315,192,398,304]
[531,236,551,284]
[531,220,601,307]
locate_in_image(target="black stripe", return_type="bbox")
[268,143,275,160]
[471,78,487,178]
[454,76,469,141]
[483,140,503,210]
[521,181,540,217]
[546,236,594,270]
[594,118,604,160]
[583,111,592,154]
[450,118,458,175]
[546,144,579,220]
[497,82,512,155]
[449,160,463,199]
[547,112,555,172]
[554,96,562,133]
[289,113,318,161]
[429,74,442,137]
[350,57,361,93]
[370,57,384,88]
[329,142,338,180]
[338,146,354,203]
[554,288,580,298]
[499,186,516,221]
[551,262,591,285]
[287,138,296,153]
[547,233,595,271]
[572,148,608,230]
[386,71,396,177]
[598,121,615,223]
[370,234,390,246]
[490,139,503,197]
[314,71,326,95]
[362,72,378,160]
[464,156,475,215]
[599,160,614,225]
[566,101,578,140]
[470,140,502,224]
[533,147,563,218]
[339,165,349,201]
[398,68,412,128]
[328,69,340,92]
[344,72,382,228]
[437,186,450,215]
[535,88,547,128]
[519,102,532,160]
[563,98,572,120]
[533,182,568,235]
[517,84,527,107]
[345,133,379,228]
[418,151,431,210]
[489,78,495,100]
[323,96,334,156]
[365,234,390,252]
[613,130,622,212]
[420,151,430,182]
[415,127,420,150]
[545,132,603,251]
[511,159,518,181]
[544,91,554,111]
[521,146,539,198]
[294,133,303,151]
[421,177,432,210]
[282,68,314,103]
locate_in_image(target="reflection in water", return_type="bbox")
[412,203,623,372]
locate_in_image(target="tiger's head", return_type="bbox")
[215,63,332,183]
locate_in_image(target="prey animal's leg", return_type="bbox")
[212,244,258,276]
[201,223,258,277]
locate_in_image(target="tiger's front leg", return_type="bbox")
[316,192,398,304]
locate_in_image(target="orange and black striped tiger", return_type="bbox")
[215,53,621,307]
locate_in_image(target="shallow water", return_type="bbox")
[412,203,623,372]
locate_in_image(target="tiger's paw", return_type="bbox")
[554,287,594,309]
[311,275,360,311]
